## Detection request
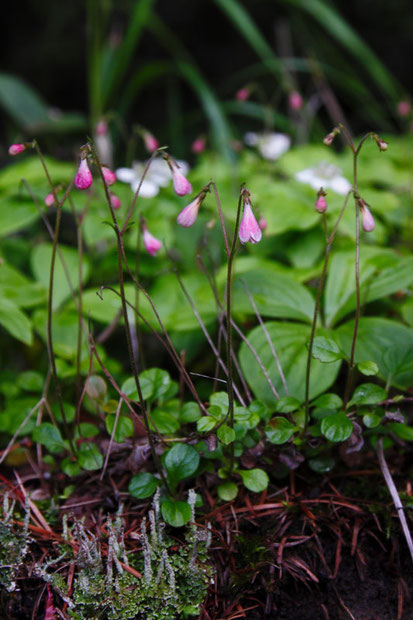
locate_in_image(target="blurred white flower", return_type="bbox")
[244,131,291,160]
[295,162,351,195]
[116,158,190,198]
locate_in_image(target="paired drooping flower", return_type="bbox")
[397,101,411,117]
[323,126,340,146]
[177,192,206,227]
[110,193,121,209]
[116,158,190,198]
[169,161,192,197]
[44,193,55,207]
[315,189,328,213]
[141,220,162,256]
[359,200,375,232]
[244,131,291,161]
[289,91,303,111]
[143,130,159,153]
[295,162,351,195]
[75,158,93,190]
[191,136,206,154]
[8,143,26,156]
[236,87,251,102]
[239,196,262,244]
[102,166,116,186]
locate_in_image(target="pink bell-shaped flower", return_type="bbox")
[191,137,206,154]
[102,166,116,186]
[8,143,26,156]
[44,193,55,207]
[143,131,159,153]
[142,223,162,256]
[239,198,262,244]
[172,167,192,196]
[177,193,205,227]
[315,189,328,213]
[75,158,93,190]
[110,193,121,209]
[360,202,375,232]
[289,91,303,111]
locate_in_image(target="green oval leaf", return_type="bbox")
[180,402,201,423]
[161,499,191,527]
[105,414,134,442]
[239,468,269,492]
[164,443,200,481]
[348,383,387,407]
[357,361,379,376]
[77,442,103,471]
[265,417,296,444]
[129,473,159,499]
[321,413,353,442]
[197,416,217,433]
[33,423,65,454]
[217,424,236,446]
[311,337,343,363]
[217,481,238,501]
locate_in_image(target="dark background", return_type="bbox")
[1,0,412,145]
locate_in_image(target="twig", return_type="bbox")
[377,439,413,564]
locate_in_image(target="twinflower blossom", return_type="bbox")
[295,162,351,195]
[75,158,93,190]
[8,143,26,156]
[177,193,205,227]
[244,131,291,161]
[239,198,262,244]
[44,193,55,207]
[360,201,375,232]
[110,193,121,209]
[102,166,116,186]
[116,158,190,198]
[142,223,162,256]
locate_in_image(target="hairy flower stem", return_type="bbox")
[92,144,169,492]
[304,192,351,432]
[210,181,230,258]
[33,142,74,451]
[226,187,245,473]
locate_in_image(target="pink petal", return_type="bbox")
[75,159,93,190]
[172,169,192,196]
[239,201,262,244]
[143,229,162,256]
[177,197,201,227]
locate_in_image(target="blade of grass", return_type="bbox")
[284,0,401,101]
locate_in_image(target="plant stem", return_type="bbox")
[226,187,245,472]
[304,192,351,431]
[92,143,169,492]
[33,142,74,451]
[210,181,230,258]
[377,439,413,564]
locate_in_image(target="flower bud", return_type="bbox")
[142,222,162,256]
[191,137,206,154]
[172,168,192,196]
[323,127,340,146]
[102,166,116,186]
[75,158,93,190]
[377,139,388,152]
[239,197,262,244]
[360,201,375,232]
[258,217,267,231]
[397,101,411,117]
[315,189,327,213]
[143,131,159,153]
[236,87,250,102]
[289,91,303,111]
[44,193,55,207]
[177,193,205,227]
[8,143,26,156]
[110,193,121,209]
[96,120,108,136]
